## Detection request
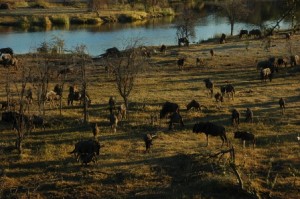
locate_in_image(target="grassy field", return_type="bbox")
[0,33,299,199]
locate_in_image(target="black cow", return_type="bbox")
[101,47,121,58]
[214,92,223,103]
[232,109,240,127]
[249,29,262,38]
[177,58,185,70]
[239,29,248,38]
[70,140,101,165]
[168,112,184,130]
[220,33,226,44]
[203,79,214,97]
[245,108,253,123]
[234,131,256,148]
[193,122,227,147]
[220,84,235,100]
[178,37,189,47]
[279,98,286,115]
[108,96,116,114]
[160,101,179,119]
[143,133,157,153]
[277,57,288,68]
[68,86,91,106]
[31,115,45,131]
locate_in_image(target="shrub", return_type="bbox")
[50,15,69,26]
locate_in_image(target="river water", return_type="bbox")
[0,3,296,56]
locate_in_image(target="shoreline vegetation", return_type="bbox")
[0,1,183,29]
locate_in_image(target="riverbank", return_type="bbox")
[0,4,175,28]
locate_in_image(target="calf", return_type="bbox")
[177,58,185,70]
[31,115,45,131]
[234,131,256,148]
[279,98,286,115]
[143,133,157,153]
[231,109,240,127]
[203,79,214,97]
[245,108,253,123]
[168,112,184,130]
[239,29,248,38]
[221,84,235,100]
[193,122,227,147]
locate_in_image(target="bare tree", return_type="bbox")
[175,9,197,41]
[219,0,249,36]
[105,39,146,109]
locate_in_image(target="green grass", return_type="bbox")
[0,35,300,198]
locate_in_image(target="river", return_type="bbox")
[0,2,296,56]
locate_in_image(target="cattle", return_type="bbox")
[234,131,256,148]
[109,112,122,133]
[290,55,299,67]
[143,133,157,153]
[117,104,127,120]
[178,37,189,47]
[279,98,286,115]
[168,112,184,130]
[220,84,235,100]
[239,29,248,38]
[210,49,214,57]
[186,100,200,111]
[108,96,116,114]
[249,29,262,38]
[220,33,226,44]
[0,53,18,68]
[1,111,32,133]
[160,44,166,53]
[67,86,91,106]
[92,123,99,138]
[70,140,101,165]
[2,111,18,123]
[232,109,240,127]
[256,59,275,71]
[100,47,121,58]
[193,122,227,147]
[0,47,13,56]
[0,101,16,110]
[53,84,62,97]
[57,67,73,78]
[160,101,179,119]
[203,79,214,97]
[277,57,288,68]
[196,57,204,66]
[45,91,61,107]
[177,58,185,70]
[31,115,45,131]
[245,108,253,123]
[284,32,291,39]
[214,92,223,103]
[260,68,273,82]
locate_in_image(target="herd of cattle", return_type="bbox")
[1,29,298,165]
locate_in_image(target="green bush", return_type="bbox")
[50,15,70,26]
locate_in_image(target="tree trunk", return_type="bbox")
[230,21,234,36]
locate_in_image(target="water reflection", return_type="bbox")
[0,1,298,56]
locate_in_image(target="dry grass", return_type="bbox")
[0,34,300,198]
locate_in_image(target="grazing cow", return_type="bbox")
[214,92,223,103]
[220,33,226,44]
[260,68,273,82]
[160,101,179,119]
[178,37,189,47]
[117,104,127,120]
[277,57,288,68]
[256,59,275,71]
[245,108,253,123]
[0,53,18,68]
[143,133,157,153]
[234,131,256,148]
[57,67,73,78]
[231,109,240,127]
[193,122,227,147]
[177,58,185,70]
[70,140,101,165]
[290,55,299,67]
[168,112,184,130]
[160,44,166,54]
[0,47,13,56]
[31,115,45,131]
[220,84,235,100]
[92,123,99,138]
[186,100,200,111]
[279,98,286,115]
[68,86,91,106]
[249,29,262,38]
[210,49,214,57]
[203,79,214,97]
[108,96,116,114]
[45,91,60,107]
[239,29,248,38]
